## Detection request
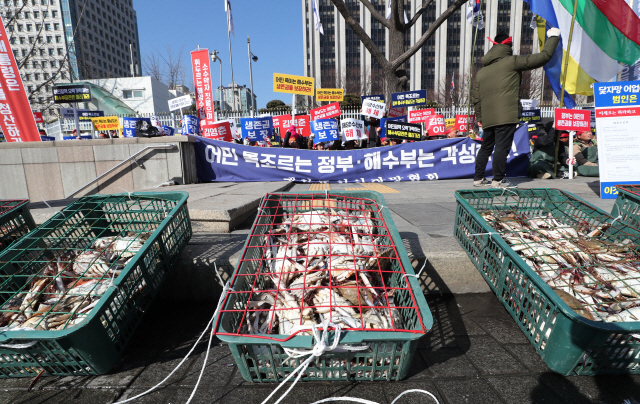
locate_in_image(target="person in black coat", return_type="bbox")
[283,125,305,149]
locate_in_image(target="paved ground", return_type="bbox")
[3,177,634,403]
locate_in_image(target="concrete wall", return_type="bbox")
[0,137,198,202]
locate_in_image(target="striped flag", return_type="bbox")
[313,0,324,35]
[526,0,640,102]
[466,0,484,29]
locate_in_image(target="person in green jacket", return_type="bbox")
[472,29,561,187]
[572,130,599,177]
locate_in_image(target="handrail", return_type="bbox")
[65,144,178,199]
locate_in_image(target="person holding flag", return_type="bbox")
[472,29,560,188]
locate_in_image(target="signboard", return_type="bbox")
[379,116,407,138]
[182,115,199,135]
[390,89,427,108]
[311,119,339,144]
[340,118,366,141]
[227,119,240,139]
[454,115,476,132]
[52,84,91,103]
[280,114,311,137]
[62,109,105,120]
[361,94,384,103]
[90,116,120,131]
[520,109,541,124]
[445,118,455,128]
[162,126,175,136]
[554,108,591,131]
[203,120,232,141]
[191,49,215,122]
[388,107,406,118]
[240,116,273,141]
[594,81,640,199]
[310,102,341,120]
[520,99,538,110]
[273,73,315,96]
[385,121,422,141]
[123,117,138,137]
[408,108,435,123]
[361,99,386,119]
[0,16,40,142]
[168,94,193,111]
[316,88,344,102]
[33,112,43,124]
[427,115,447,137]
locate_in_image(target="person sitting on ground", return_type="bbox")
[572,130,599,177]
[527,125,570,179]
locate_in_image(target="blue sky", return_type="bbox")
[135,0,304,109]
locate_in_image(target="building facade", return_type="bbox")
[302,0,543,101]
[215,84,257,111]
[1,0,142,119]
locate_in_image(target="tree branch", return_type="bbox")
[359,0,392,29]
[330,0,390,70]
[391,0,466,70]
[406,0,436,29]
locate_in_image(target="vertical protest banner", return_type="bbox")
[594,81,640,199]
[454,114,476,132]
[361,99,386,119]
[311,119,340,144]
[340,118,366,142]
[310,102,341,120]
[191,49,216,135]
[426,115,446,137]
[316,88,344,102]
[0,16,40,142]
[240,116,273,141]
[202,120,232,141]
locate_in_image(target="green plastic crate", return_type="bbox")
[454,188,640,375]
[0,200,36,253]
[0,192,191,377]
[611,184,640,229]
[215,191,432,382]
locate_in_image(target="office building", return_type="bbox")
[1,0,142,119]
[215,84,257,111]
[302,0,550,101]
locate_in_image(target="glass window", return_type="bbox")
[133,90,143,98]
[33,11,39,18]
[45,23,50,31]
[52,10,58,18]
[18,24,24,31]
[56,35,61,43]
[50,60,56,67]
[57,48,63,55]
[48,48,54,56]
[35,73,40,80]
[54,23,59,30]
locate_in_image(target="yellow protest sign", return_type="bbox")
[90,116,120,131]
[273,73,315,96]
[445,118,456,128]
[316,88,344,102]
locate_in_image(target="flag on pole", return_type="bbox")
[225,0,234,36]
[313,0,324,35]
[386,0,409,24]
[466,0,484,29]
[450,78,455,101]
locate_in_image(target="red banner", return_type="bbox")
[426,115,446,137]
[310,102,341,120]
[202,120,232,141]
[455,114,475,132]
[554,108,590,131]
[388,106,406,118]
[191,49,215,124]
[33,112,43,124]
[408,108,435,123]
[596,107,640,118]
[0,17,40,142]
[280,114,311,137]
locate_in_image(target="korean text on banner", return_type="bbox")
[445,118,455,128]
[340,118,365,141]
[191,49,215,122]
[123,117,138,137]
[311,119,339,144]
[182,115,200,135]
[361,94,384,103]
[280,114,311,137]
[273,73,315,96]
[33,112,43,124]
[0,16,40,142]
[361,99,386,119]
[408,108,434,123]
[385,121,422,141]
[241,116,273,141]
[162,126,175,136]
[594,81,640,199]
[390,89,427,108]
[90,116,120,131]
[310,102,341,120]
[520,109,541,124]
[379,116,407,138]
[316,88,344,102]
[554,108,590,131]
[52,84,92,103]
[203,120,232,141]
[427,115,447,137]
[388,107,406,118]
[454,115,476,132]
[168,94,193,111]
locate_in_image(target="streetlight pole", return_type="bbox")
[247,37,257,117]
[210,51,224,116]
[225,3,237,111]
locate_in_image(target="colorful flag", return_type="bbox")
[225,0,234,36]
[313,0,324,35]
[466,0,484,30]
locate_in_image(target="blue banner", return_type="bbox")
[162,125,175,136]
[122,117,152,138]
[594,81,640,108]
[40,136,55,141]
[361,94,384,103]
[182,115,199,135]
[193,125,530,183]
[312,119,339,144]
[390,89,427,108]
[240,117,273,141]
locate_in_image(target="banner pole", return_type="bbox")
[466,2,481,138]
[73,102,81,138]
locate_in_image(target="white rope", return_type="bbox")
[610,215,623,226]
[113,264,230,404]
[261,320,368,404]
[41,197,65,219]
[467,232,497,237]
[0,341,38,349]
[403,258,428,280]
[117,187,133,200]
[308,389,440,404]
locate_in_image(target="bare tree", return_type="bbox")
[143,53,165,83]
[143,46,187,90]
[330,0,467,108]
